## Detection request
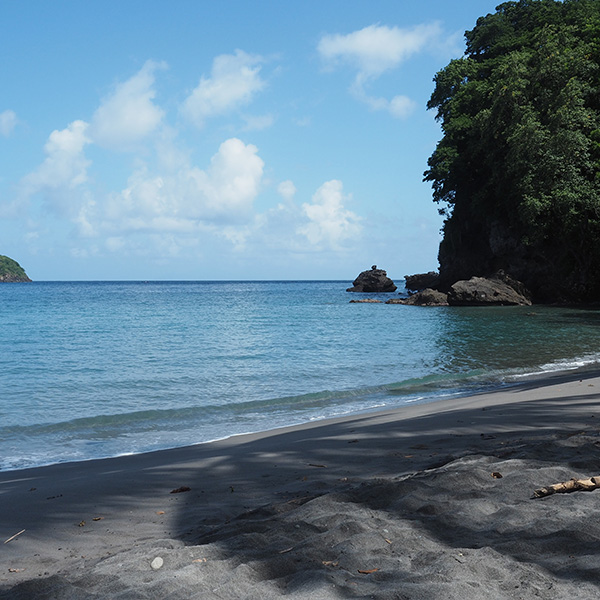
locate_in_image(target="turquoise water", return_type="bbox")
[1,280,600,470]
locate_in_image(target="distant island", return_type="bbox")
[0,255,32,282]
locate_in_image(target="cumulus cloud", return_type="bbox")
[298,180,362,248]
[318,23,442,118]
[90,60,166,150]
[0,110,17,136]
[101,137,264,233]
[22,120,90,200]
[182,50,266,127]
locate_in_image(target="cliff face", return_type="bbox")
[0,255,32,282]
[437,215,592,303]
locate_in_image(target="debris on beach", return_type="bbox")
[358,568,379,574]
[533,476,600,498]
[4,529,25,544]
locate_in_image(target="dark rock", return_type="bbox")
[349,298,383,303]
[405,289,449,306]
[493,269,532,302]
[347,266,396,293]
[448,275,532,306]
[386,289,449,306]
[405,272,440,293]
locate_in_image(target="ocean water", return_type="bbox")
[1,280,600,471]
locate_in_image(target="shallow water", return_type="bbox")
[1,280,599,470]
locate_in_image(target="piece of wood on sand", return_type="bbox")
[4,529,26,544]
[532,476,600,498]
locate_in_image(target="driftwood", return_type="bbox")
[4,529,25,544]
[532,476,600,498]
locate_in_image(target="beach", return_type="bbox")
[2,371,600,599]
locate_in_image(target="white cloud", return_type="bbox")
[277,180,297,201]
[298,180,362,248]
[0,110,17,136]
[22,120,91,203]
[101,137,264,232]
[318,23,442,118]
[90,60,166,150]
[182,50,266,127]
[319,23,441,80]
[241,113,275,131]
[356,89,416,119]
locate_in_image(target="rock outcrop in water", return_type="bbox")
[347,266,397,293]
[447,273,531,306]
[387,288,449,306]
[405,272,440,293]
[396,270,531,307]
[0,255,31,282]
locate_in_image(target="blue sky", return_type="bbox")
[0,0,500,281]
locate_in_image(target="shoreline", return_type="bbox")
[4,361,599,474]
[3,369,600,598]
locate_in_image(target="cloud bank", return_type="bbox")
[10,48,367,265]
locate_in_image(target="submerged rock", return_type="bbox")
[347,265,396,293]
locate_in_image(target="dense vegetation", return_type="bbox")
[425,0,600,301]
[0,255,31,282]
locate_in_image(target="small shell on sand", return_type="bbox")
[151,557,164,570]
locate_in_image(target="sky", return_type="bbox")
[0,0,501,281]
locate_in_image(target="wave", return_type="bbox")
[6,352,600,440]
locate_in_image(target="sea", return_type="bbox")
[1,280,600,472]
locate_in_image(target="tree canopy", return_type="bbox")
[425,0,600,301]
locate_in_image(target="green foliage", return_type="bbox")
[425,0,600,299]
[0,255,30,281]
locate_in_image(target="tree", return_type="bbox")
[425,0,600,301]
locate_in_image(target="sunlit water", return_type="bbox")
[1,280,599,470]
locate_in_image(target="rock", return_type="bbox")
[493,269,532,302]
[347,266,396,293]
[151,557,164,570]
[386,289,449,306]
[405,272,440,293]
[448,275,532,306]
[349,299,382,303]
[404,289,449,306]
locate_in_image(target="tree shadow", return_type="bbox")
[2,371,600,597]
